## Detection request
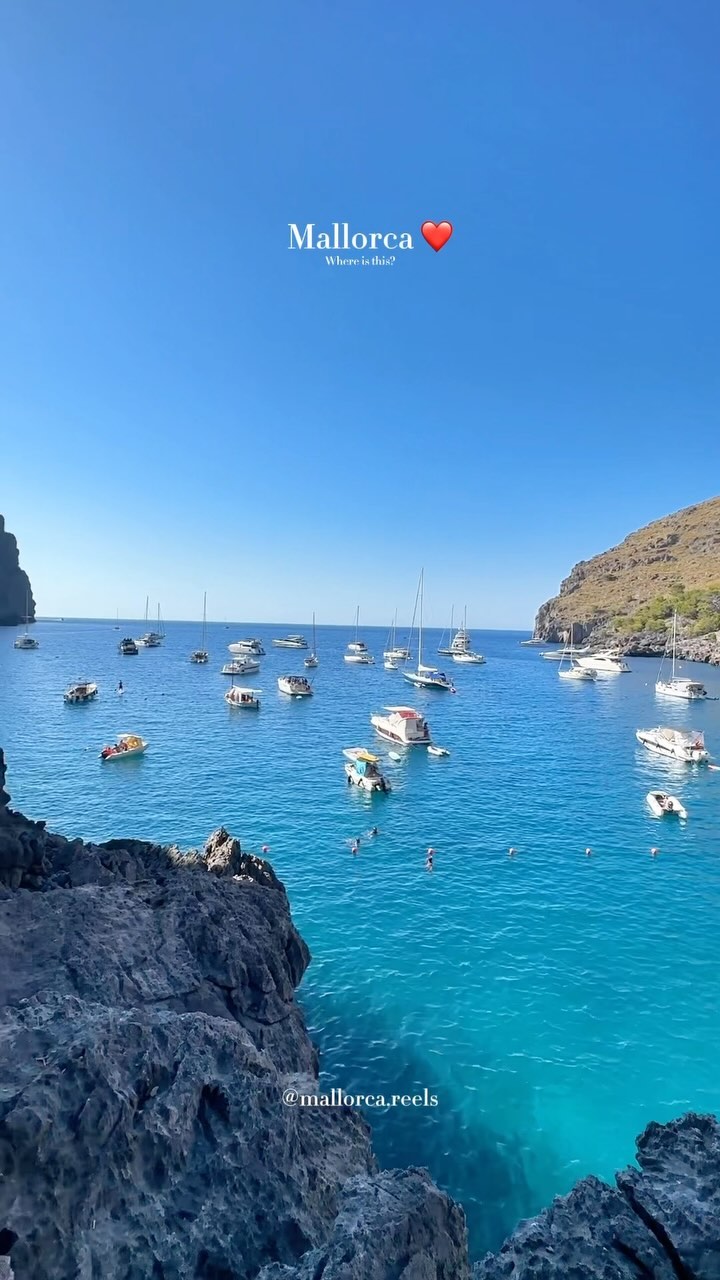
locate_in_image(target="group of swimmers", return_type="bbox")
[346,828,437,872]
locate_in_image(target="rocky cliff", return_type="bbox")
[2,748,720,1280]
[534,496,720,660]
[0,516,34,627]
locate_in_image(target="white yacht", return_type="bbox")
[190,592,209,664]
[636,727,709,764]
[576,650,630,674]
[541,645,589,661]
[451,607,485,664]
[64,680,98,704]
[656,613,708,700]
[14,594,38,649]
[383,611,410,661]
[438,606,472,656]
[278,674,313,697]
[345,607,375,664]
[520,638,545,646]
[273,635,308,649]
[558,626,596,681]
[371,705,432,747]
[222,656,260,676]
[228,638,265,656]
[403,571,456,691]
[343,748,391,793]
[225,685,261,710]
[304,614,319,668]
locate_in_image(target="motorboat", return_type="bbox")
[559,664,596,681]
[273,635,308,649]
[228,638,265,656]
[576,650,630,674]
[222,657,260,676]
[100,733,147,761]
[384,658,398,670]
[541,646,589,661]
[345,607,375,664]
[343,748,391,793]
[371,705,431,747]
[646,790,688,819]
[403,572,456,691]
[656,612,708,700]
[520,638,545,646]
[190,591,209,664]
[225,685,261,710]
[14,594,38,649]
[384,611,410,661]
[453,651,486,665]
[636,727,709,763]
[119,637,139,655]
[558,626,596,681]
[64,681,98,704]
[305,613,319,668]
[428,744,450,757]
[278,674,313,697]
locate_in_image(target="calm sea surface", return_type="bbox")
[2,618,720,1257]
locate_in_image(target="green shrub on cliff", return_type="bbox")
[614,584,720,635]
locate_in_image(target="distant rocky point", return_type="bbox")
[534,495,720,662]
[0,515,34,626]
[2,748,719,1279]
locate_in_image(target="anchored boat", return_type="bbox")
[100,734,147,761]
[225,685,261,710]
[656,612,708,700]
[64,681,98,704]
[278,675,313,697]
[222,657,260,676]
[636,727,709,763]
[190,592,210,664]
[371,705,431,747]
[343,748,391,793]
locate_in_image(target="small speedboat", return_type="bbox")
[278,675,313,697]
[119,637,139,655]
[343,748,391,793]
[64,681,98,704]
[636,727,709,763]
[646,791,688,819]
[225,685,261,710]
[428,744,450,757]
[100,733,147,761]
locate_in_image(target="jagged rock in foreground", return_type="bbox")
[0,748,470,1280]
[0,514,34,626]
[474,1112,720,1280]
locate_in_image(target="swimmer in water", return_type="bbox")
[117,680,123,693]
[508,846,517,858]
[351,840,359,856]
[426,851,434,872]
[585,847,593,857]
[369,826,379,838]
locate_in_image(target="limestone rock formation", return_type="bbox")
[0,515,34,626]
[534,495,720,661]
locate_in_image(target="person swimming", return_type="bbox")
[369,826,379,838]
[351,839,360,856]
[426,846,435,871]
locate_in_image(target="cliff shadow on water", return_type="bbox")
[300,985,560,1258]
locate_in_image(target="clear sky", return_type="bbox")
[1,1,719,627]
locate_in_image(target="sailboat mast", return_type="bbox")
[418,571,424,668]
[202,592,207,647]
[672,611,677,680]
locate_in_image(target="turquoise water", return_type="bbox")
[3,619,720,1257]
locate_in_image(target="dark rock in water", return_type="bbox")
[474,1113,720,1279]
[0,515,34,627]
[257,1168,471,1279]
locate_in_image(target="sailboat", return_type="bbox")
[14,593,39,649]
[558,623,596,681]
[655,611,708,700]
[437,606,455,656]
[114,609,120,631]
[305,614,319,668]
[136,596,161,647]
[383,611,410,664]
[344,606,375,664]
[403,571,456,691]
[451,607,486,664]
[190,593,209,664]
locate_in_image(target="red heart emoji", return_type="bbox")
[421,220,453,252]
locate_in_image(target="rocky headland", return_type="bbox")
[0,515,34,627]
[1,746,719,1279]
[534,496,720,662]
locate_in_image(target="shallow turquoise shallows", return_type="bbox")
[3,620,720,1258]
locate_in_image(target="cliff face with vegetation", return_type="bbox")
[534,496,720,660]
[0,515,34,626]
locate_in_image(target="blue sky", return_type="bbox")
[1,0,718,627]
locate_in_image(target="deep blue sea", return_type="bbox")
[3,618,720,1258]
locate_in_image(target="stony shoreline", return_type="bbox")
[1,746,719,1279]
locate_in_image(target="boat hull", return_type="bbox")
[402,671,454,691]
[655,681,707,700]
